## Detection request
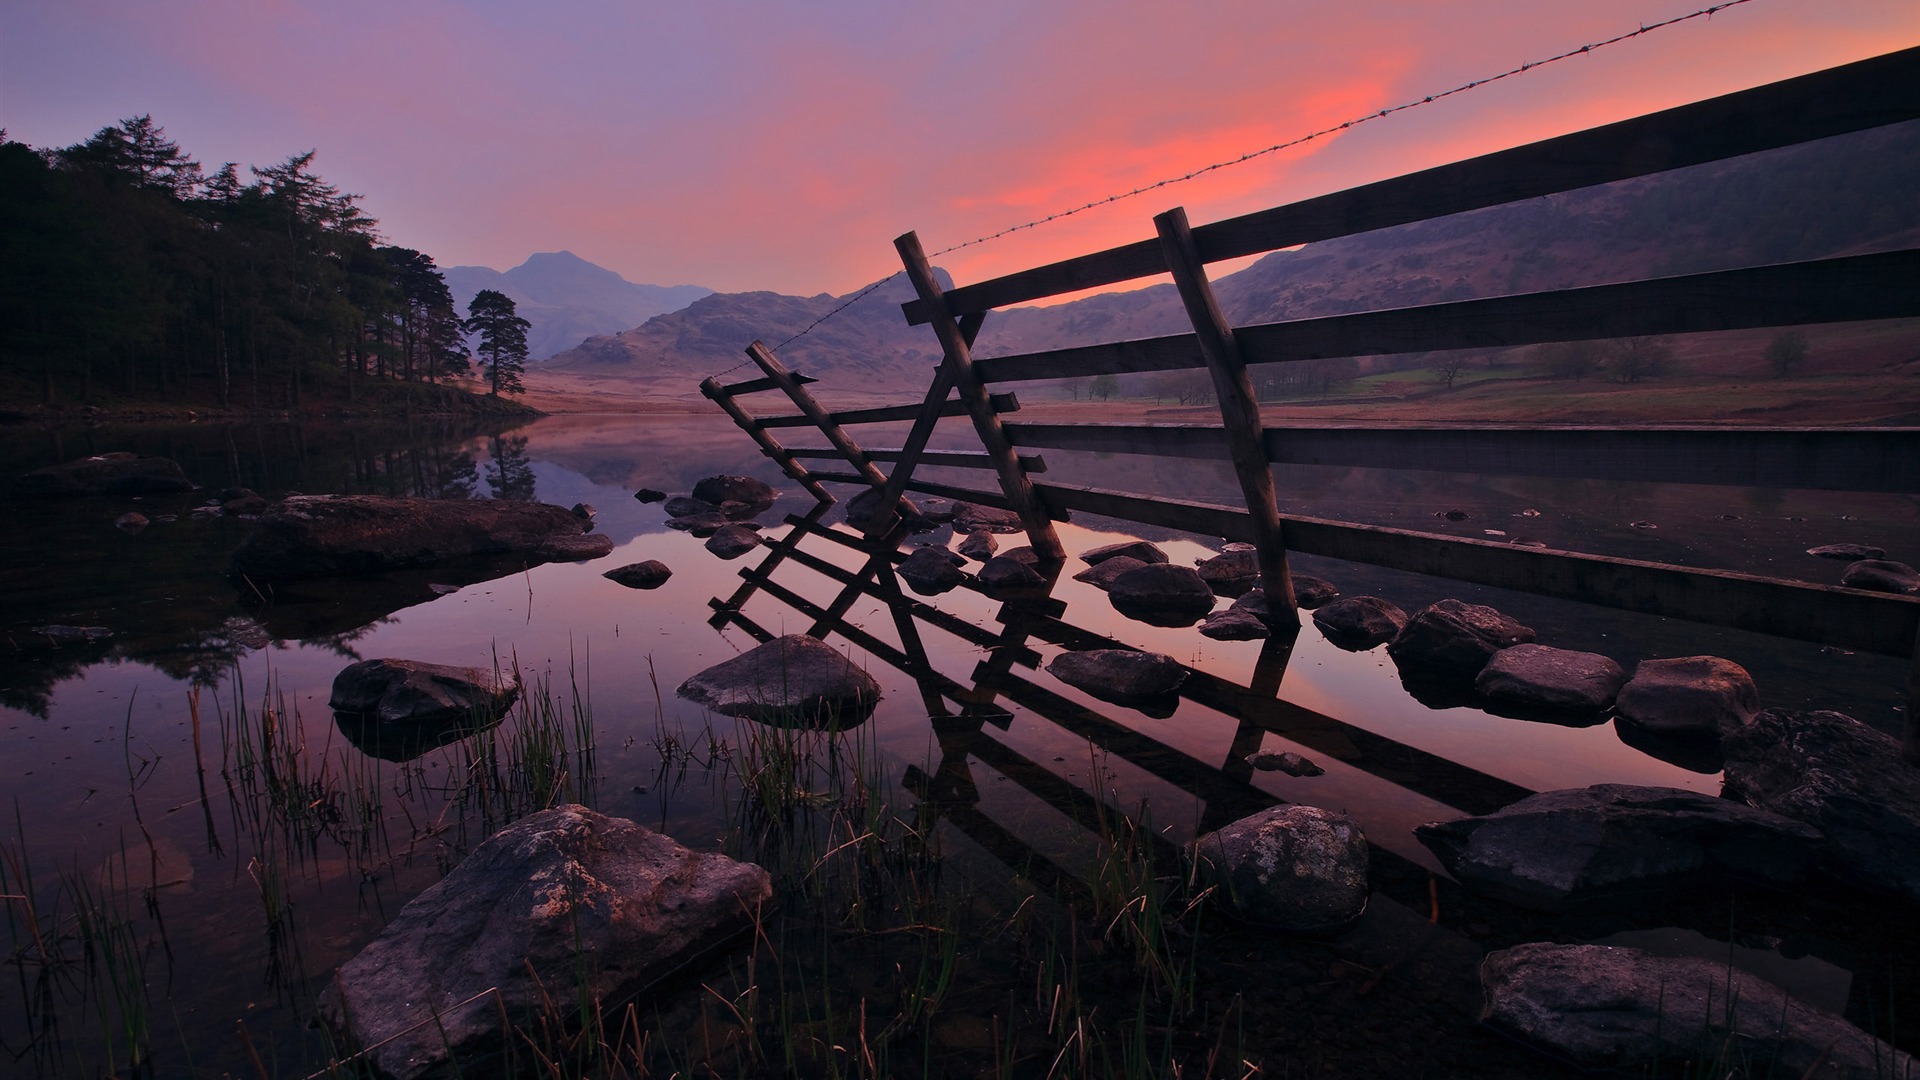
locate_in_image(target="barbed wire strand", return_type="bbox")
[717,0,1754,373]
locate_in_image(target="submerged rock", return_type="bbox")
[1108,563,1216,627]
[1722,708,1920,902]
[228,495,596,579]
[1190,805,1369,931]
[676,634,880,726]
[605,560,673,589]
[1613,655,1759,739]
[328,658,519,728]
[1415,784,1821,911]
[15,452,194,497]
[318,806,773,1080]
[1046,649,1188,703]
[1481,943,1915,1078]
[1311,596,1407,651]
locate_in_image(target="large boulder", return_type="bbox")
[1613,655,1759,739]
[676,634,881,726]
[15,452,194,497]
[1190,805,1369,930]
[1046,649,1188,704]
[318,806,772,1080]
[1722,709,1920,902]
[690,474,776,516]
[1108,564,1217,627]
[1415,785,1822,911]
[1386,599,1534,678]
[1481,942,1915,1078]
[329,658,519,727]
[1311,596,1406,651]
[897,545,967,595]
[228,495,596,579]
[1475,644,1627,720]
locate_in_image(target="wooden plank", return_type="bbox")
[898,231,1064,560]
[785,446,1048,473]
[905,46,1920,322]
[1032,480,1920,658]
[745,340,888,491]
[1001,422,1920,493]
[711,371,819,396]
[972,250,1920,383]
[853,311,985,539]
[1156,206,1297,611]
[755,392,1020,429]
[699,377,834,503]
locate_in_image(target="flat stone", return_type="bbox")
[1311,596,1407,651]
[30,624,112,644]
[1614,655,1759,739]
[328,658,519,727]
[1190,805,1369,931]
[1078,540,1168,566]
[1072,554,1147,591]
[15,452,194,497]
[665,512,730,536]
[704,524,761,559]
[1481,943,1915,1078]
[1723,708,1920,902]
[1046,649,1188,703]
[1808,542,1885,560]
[898,545,966,594]
[538,533,614,561]
[956,531,997,561]
[949,502,1023,534]
[228,495,598,579]
[676,634,881,726]
[1475,643,1628,718]
[1108,563,1217,627]
[1840,558,1918,593]
[1415,784,1821,911]
[663,496,718,518]
[1387,599,1534,678]
[318,806,772,1080]
[605,561,672,589]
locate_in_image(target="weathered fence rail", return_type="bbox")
[703,44,1920,754]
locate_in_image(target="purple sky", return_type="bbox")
[5,0,1915,296]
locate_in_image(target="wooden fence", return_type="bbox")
[703,45,1920,757]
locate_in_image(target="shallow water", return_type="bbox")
[1,412,1914,1076]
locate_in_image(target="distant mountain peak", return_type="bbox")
[441,252,712,361]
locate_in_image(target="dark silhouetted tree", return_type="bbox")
[1765,330,1809,377]
[465,289,529,396]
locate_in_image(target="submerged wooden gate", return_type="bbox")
[704,46,1920,756]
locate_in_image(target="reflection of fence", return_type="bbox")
[705,47,1920,753]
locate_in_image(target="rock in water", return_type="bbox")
[1077,540,1168,566]
[1198,606,1269,640]
[897,546,966,594]
[956,530,998,561]
[1195,544,1259,596]
[318,806,772,1080]
[976,554,1047,588]
[1840,558,1919,593]
[1072,554,1146,590]
[1475,644,1627,719]
[1290,575,1338,608]
[1311,596,1407,651]
[704,524,762,559]
[949,502,1023,534]
[843,488,929,530]
[605,561,672,589]
[1415,785,1821,911]
[1387,599,1534,678]
[15,452,194,497]
[328,658,519,727]
[1807,542,1884,560]
[1107,564,1216,627]
[691,475,775,516]
[228,495,596,579]
[1722,709,1920,902]
[1046,649,1188,703]
[1190,805,1369,930]
[1481,943,1915,1078]
[676,634,881,726]
[1613,655,1759,739]
[1246,750,1323,776]
[537,533,615,561]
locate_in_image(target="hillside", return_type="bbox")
[443,251,711,361]
[547,120,1920,401]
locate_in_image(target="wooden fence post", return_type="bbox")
[700,376,835,504]
[744,341,889,492]
[1154,206,1297,610]
[896,232,1065,561]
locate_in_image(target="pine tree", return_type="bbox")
[464,289,529,396]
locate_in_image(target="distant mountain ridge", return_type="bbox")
[442,251,710,361]
[546,120,1920,396]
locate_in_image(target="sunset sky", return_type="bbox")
[6,0,1916,298]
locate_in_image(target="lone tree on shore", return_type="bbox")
[465,289,530,396]
[1765,330,1810,377]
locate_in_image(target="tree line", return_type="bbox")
[0,116,528,409]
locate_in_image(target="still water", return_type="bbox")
[1,413,1914,1076]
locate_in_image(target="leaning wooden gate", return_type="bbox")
[704,45,1920,755]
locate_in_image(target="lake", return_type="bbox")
[2,412,1915,1078]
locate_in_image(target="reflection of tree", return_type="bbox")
[300,617,393,659]
[428,448,479,499]
[486,435,536,502]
